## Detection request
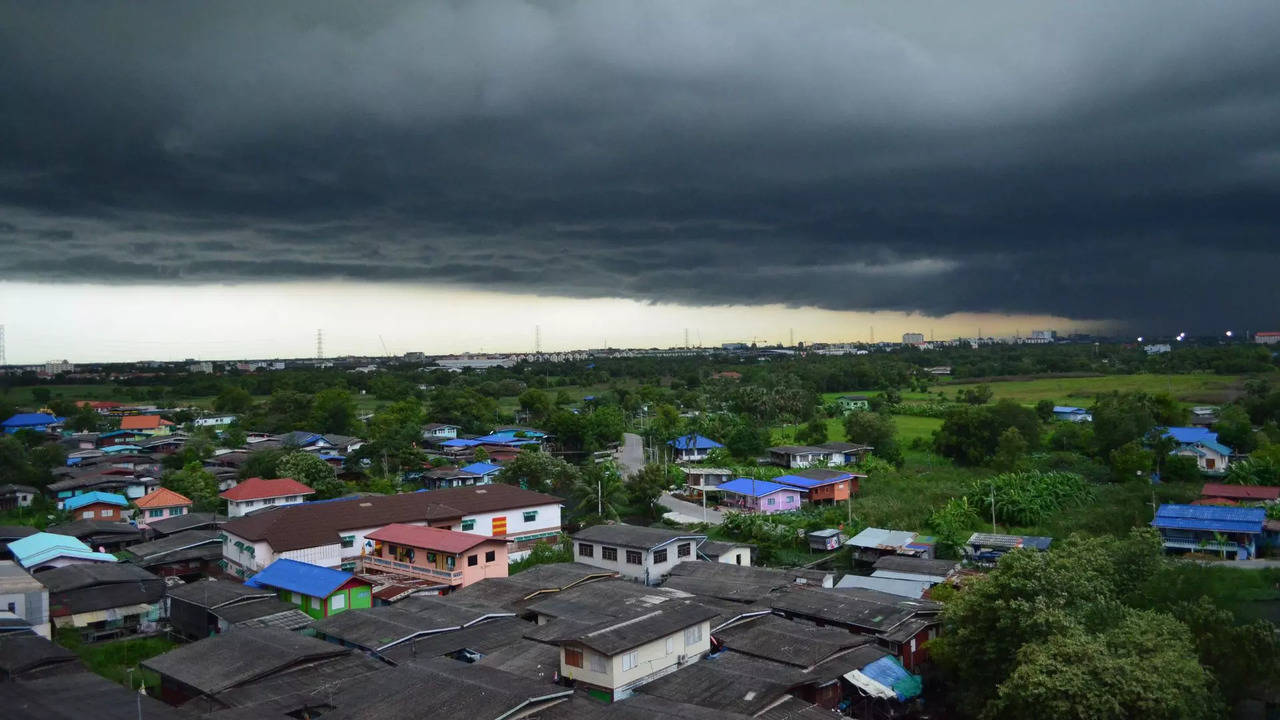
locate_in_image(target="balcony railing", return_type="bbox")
[362,555,464,583]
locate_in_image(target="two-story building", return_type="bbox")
[554,602,718,701]
[363,523,508,590]
[773,469,861,504]
[220,484,563,578]
[1151,504,1266,560]
[62,491,130,521]
[667,435,724,463]
[132,488,193,529]
[571,525,708,585]
[246,558,373,619]
[219,477,315,518]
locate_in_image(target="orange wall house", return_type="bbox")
[363,523,508,590]
[773,471,863,504]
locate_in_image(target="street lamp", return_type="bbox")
[1225,330,1233,338]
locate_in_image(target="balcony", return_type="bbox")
[362,555,464,583]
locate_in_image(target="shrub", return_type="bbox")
[973,470,1092,527]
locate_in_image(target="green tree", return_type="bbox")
[1211,405,1256,454]
[572,462,627,522]
[934,401,1040,466]
[628,464,675,522]
[238,448,289,480]
[276,451,345,500]
[992,427,1028,471]
[1162,455,1202,483]
[1109,440,1153,481]
[927,497,981,559]
[843,410,902,466]
[517,389,554,421]
[31,387,52,404]
[310,388,357,435]
[796,417,829,446]
[165,461,220,512]
[213,386,254,413]
[221,426,247,449]
[960,384,994,405]
[1034,399,1055,422]
[497,447,581,495]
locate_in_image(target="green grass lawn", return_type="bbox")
[58,634,177,692]
[771,414,941,448]
[826,373,1244,408]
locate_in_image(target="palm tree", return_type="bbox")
[573,461,628,521]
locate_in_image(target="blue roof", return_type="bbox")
[460,462,503,475]
[773,473,853,489]
[441,438,482,447]
[1198,438,1234,456]
[7,532,118,568]
[715,477,802,497]
[1053,406,1087,413]
[1152,504,1265,534]
[1164,427,1215,444]
[101,445,142,453]
[246,558,356,598]
[474,431,542,444]
[2,413,64,429]
[668,434,724,450]
[63,491,130,511]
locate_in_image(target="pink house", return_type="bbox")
[714,478,806,514]
[363,523,508,591]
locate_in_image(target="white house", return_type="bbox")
[666,435,724,463]
[556,602,717,702]
[422,423,461,440]
[571,524,707,586]
[0,561,51,638]
[220,484,564,578]
[1164,427,1234,475]
[219,477,315,518]
[193,415,237,427]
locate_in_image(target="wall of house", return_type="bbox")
[573,538,700,585]
[0,583,51,638]
[72,502,123,521]
[459,540,509,586]
[560,620,711,697]
[807,482,851,503]
[452,502,563,561]
[226,494,308,518]
[136,505,190,529]
[732,491,801,514]
[714,548,752,566]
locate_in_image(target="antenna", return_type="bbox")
[316,329,324,360]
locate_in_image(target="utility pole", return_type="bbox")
[990,479,997,532]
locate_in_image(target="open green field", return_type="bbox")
[826,373,1244,408]
[772,414,941,448]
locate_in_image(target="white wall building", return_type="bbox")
[571,525,707,586]
[0,561,51,638]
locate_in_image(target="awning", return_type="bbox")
[55,603,154,628]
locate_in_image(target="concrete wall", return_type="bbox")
[560,620,712,698]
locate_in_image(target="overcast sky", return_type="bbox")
[2,2,1278,362]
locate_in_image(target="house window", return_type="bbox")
[653,549,668,564]
[625,550,642,565]
[579,543,594,558]
[446,556,456,570]
[340,562,356,571]
[523,510,538,522]
[665,637,675,654]
[601,546,617,561]
[291,592,302,604]
[485,550,495,562]
[461,519,476,531]
[684,625,702,646]
[311,597,321,610]
[677,543,691,558]
[468,554,479,567]
[330,593,346,611]
[622,651,638,671]
[564,648,584,668]
[588,652,607,673]
[340,535,355,549]
[148,509,164,518]
[766,498,775,507]
[81,511,93,519]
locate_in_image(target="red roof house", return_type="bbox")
[1200,483,1280,503]
[364,523,507,589]
[134,488,194,528]
[219,477,315,517]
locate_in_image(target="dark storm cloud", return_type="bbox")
[2,1,1280,331]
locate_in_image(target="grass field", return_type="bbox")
[771,414,941,448]
[58,634,176,692]
[825,373,1245,408]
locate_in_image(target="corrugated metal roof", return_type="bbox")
[845,528,917,550]
[773,473,851,489]
[715,478,799,497]
[246,558,358,598]
[63,491,129,510]
[833,575,932,599]
[8,532,118,568]
[1151,504,1265,533]
[1201,483,1280,501]
[460,462,503,475]
[668,434,724,450]
[1164,426,1215,444]
[2,413,64,428]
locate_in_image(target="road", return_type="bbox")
[616,432,645,477]
[659,491,724,525]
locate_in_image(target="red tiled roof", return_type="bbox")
[1201,483,1280,501]
[220,477,315,501]
[134,487,192,508]
[119,415,175,430]
[367,523,498,554]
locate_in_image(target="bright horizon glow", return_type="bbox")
[0,281,1113,365]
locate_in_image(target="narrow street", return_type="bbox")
[616,432,644,477]
[659,491,724,525]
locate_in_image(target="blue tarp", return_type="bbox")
[246,558,353,598]
[860,656,922,701]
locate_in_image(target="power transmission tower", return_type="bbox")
[535,325,542,354]
[316,329,324,360]
[684,328,689,348]
[0,324,5,366]
[789,328,794,347]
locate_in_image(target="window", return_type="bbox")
[578,543,594,558]
[564,648,583,668]
[588,652,607,673]
[446,556,456,570]
[653,548,668,564]
[622,651,638,671]
[523,510,538,522]
[625,550,642,564]
[291,592,302,604]
[601,546,617,561]
[665,637,675,654]
[6,602,14,613]
[339,561,356,571]
[169,507,183,515]
[461,519,476,531]
[340,535,355,549]
[148,509,164,518]
[684,625,702,646]
[330,593,346,611]
[468,554,478,567]
[81,511,93,519]
[766,497,775,506]
[485,550,495,562]
[311,597,321,610]
[677,543,691,558]
[910,638,917,653]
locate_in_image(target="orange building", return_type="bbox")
[773,469,863,504]
[133,488,194,528]
[363,523,508,591]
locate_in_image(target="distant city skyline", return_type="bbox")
[0,281,1109,365]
